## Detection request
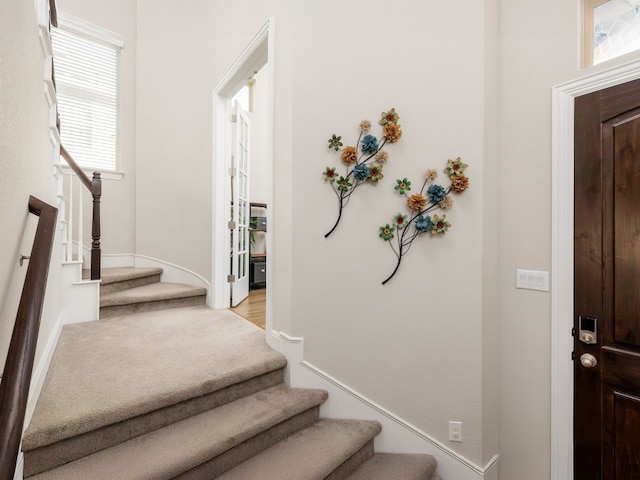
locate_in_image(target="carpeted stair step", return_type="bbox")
[91,267,164,295]
[100,281,207,318]
[23,306,287,476]
[25,385,329,480]
[216,418,382,480]
[345,452,438,479]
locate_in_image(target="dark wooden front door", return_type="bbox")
[575,78,640,480]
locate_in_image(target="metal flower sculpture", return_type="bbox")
[380,158,469,284]
[323,108,403,237]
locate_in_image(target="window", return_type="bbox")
[51,14,122,172]
[584,0,640,67]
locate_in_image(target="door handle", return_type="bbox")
[580,353,598,368]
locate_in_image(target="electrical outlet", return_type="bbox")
[449,421,462,442]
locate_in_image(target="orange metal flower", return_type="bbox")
[450,175,469,193]
[383,123,403,143]
[340,145,358,164]
[407,193,427,211]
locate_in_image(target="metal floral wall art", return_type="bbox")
[323,108,403,237]
[379,158,469,284]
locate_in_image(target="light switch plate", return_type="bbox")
[516,269,549,292]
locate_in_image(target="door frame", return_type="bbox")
[551,56,640,480]
[212,18,275,327]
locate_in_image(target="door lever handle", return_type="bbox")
[580,353,598,368]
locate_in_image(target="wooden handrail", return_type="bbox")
[0,196,58,480]
[49,0,57,27]
[60,146,91,191]
[59,146,102,281]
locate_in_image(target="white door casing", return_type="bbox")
[211,17,273,327]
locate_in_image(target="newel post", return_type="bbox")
[90,172,101,280]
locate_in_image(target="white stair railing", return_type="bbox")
[61,168,86,265]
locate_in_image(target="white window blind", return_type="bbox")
[51,24,120,171]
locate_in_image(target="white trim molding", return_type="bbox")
[38,24,53,59]
[56,12,124,49]
[270,330,499,480]
[212,17,275,322]
[551,57,640,480]
[134,255,211,298]
[13,451,23,480]
[25,313,64,429]
[44,79,56,108]
[59,164,124,181]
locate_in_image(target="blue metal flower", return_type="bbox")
[427,184,446,203]
[415,215,432,232]
[361,135,379,155]
[353,164,371,181]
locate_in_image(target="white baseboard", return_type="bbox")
[269,330,499,480]
[13,451,23,480]
[24,312,64,430]
[134,255,210,292]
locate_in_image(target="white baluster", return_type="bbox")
[78,179,83,264]
[67,172,73,262]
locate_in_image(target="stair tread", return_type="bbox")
[83,267,163,284]
[24,306,287,451]
[26,385,329,480]
[100,282,206,307]
[346,452,437,479]
[217,419,382,480]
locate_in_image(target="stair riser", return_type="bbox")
[174,407,322,480]
[24,370,285,477]
[100,274,162,295]
[326,441,375,480]
[100,295,206,319]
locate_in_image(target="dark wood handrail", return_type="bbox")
[0,196,57,480]
[49,0,57,27]
[60,145,92,191]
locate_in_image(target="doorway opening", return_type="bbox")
[230,67,268,329]
[212,18,275,334]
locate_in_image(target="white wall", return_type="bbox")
[497,1,579,478]
[290,1,489,466]
[76,1,632,478]
[0,0,62,377]
[135,0,496,471]
[250,66,269,205]
[136,0,215,279]
[55,0,137,256]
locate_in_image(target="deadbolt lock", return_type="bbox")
[578,316,597,344]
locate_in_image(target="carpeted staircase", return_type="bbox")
[22,269,437,479]
[83,267,208,319]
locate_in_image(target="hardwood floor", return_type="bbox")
[230,288,266,329]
